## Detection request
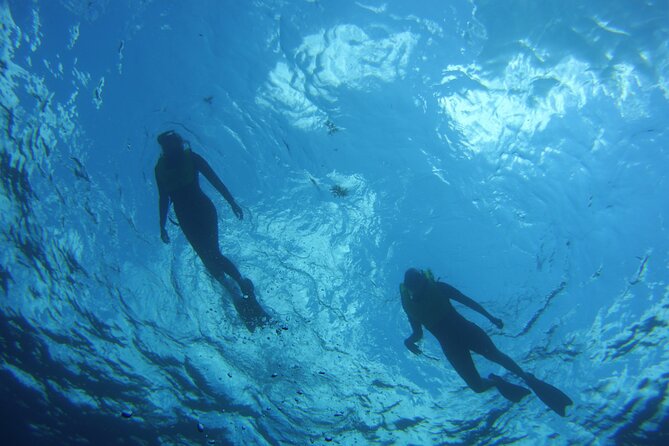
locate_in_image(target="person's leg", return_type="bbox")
[460,321,571,413]
[441,321,531,402]
[466,320,527,379]
[435,331,493,393]
[180,198,252,294]
[199,249,243,284]
[196,236,255,298]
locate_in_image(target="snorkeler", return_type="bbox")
[400,268,573,416]
[155,130,267,329]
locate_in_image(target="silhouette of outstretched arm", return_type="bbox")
[193,153,244,219]
[438,282,503,329]
[155,168,171,243]
[400,284,424,354]
[404,316,423,354]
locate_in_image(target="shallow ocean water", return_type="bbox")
[1,0,668,445]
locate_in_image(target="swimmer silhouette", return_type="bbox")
[155,130,267,330]
[401,268,573,416]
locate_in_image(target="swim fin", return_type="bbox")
[525,373,573,416]
[233,295,270,332]
[220,276,270,332]
[489,374,531,403]
[239,278,255,298]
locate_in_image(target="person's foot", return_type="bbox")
[239,277,255,298]
[489,373,532,403]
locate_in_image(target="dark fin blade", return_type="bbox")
[526,374,573,416]
[489,374,532,403]
[233,295,271,332]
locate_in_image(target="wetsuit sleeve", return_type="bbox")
[192,153,237,206]
[439,282,496,322]
[405,317,423,344]
[155,165,170,231]
[400,285,423,344]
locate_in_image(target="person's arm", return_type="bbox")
[404,316,424,354]
[439,282,504,329]
[400,284,424,354]
[193,153,243,219]
[155,167,171,244]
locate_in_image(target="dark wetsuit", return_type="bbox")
[401,270,574,415]
[402,281,524,392]
[155,150,243,283]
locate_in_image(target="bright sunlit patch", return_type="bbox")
[593,17,630,36]
[258,24,418,130]
[437,54,598,163]
[256,61,327,130]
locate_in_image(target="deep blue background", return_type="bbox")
[1,0,668,444]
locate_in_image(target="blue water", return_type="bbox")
[1,0,668,444]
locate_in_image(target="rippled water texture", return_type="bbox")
[1,0,668,445]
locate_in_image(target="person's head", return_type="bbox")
[157,130,184,158]
[404,268,428,297]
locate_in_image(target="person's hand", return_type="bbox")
[231,202,243,220]
[404,339,422,355]
[491,317,504,329]
[160,227,170,244]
